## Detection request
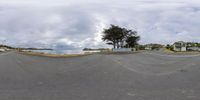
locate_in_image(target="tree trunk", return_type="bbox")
[113,41,116,49]
[121,40,124,48]
[117,40,119,48]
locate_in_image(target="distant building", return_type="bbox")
[187,47,199,51]
[173,41,200,52]
[0,47,8,52]
[144,44,164,50]
[186,42,200,51]
[0,45,12,52]
[0,49,5,52]
[173,41,187,52]
[145,44,152,50]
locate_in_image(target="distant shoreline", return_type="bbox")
[18,50,92,58]
[20,48,53,50]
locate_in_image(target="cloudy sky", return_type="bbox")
[0,0,200,49]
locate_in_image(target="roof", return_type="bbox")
[174,41,185,44]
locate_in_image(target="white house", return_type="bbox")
[173,41,187,52]
[0,47,6,52]
[0,47,11,52]
[186,42,200,51]
[187,47,199,51]
[145,44,152,50]
[0,48,5,52]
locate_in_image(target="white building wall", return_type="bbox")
[112,48,133,52]
[173,45,181,51]
[0,49,5,52]
[181,47,186,51]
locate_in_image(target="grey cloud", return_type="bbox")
[1,0,200,49]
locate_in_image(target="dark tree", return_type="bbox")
[102,24,140,49]
[102,25,123,48]
[126,35,140,48]
[166,44,173,51]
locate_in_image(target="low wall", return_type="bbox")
[112,48,134,52]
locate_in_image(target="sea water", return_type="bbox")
[28,49,84,54]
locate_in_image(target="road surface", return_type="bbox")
[0,51,200,100]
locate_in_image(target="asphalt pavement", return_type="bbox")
[0,51,200,100]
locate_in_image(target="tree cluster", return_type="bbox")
[102,25,140,49]
[0,45,14,49]
[146,44,164,50]
[166,44,173,51]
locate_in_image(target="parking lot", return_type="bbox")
[0,51,200,100]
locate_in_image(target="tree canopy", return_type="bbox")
[102,24,140,48]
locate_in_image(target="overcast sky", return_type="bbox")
[1,0,200,49]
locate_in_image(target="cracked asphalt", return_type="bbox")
[0,51,200,100]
